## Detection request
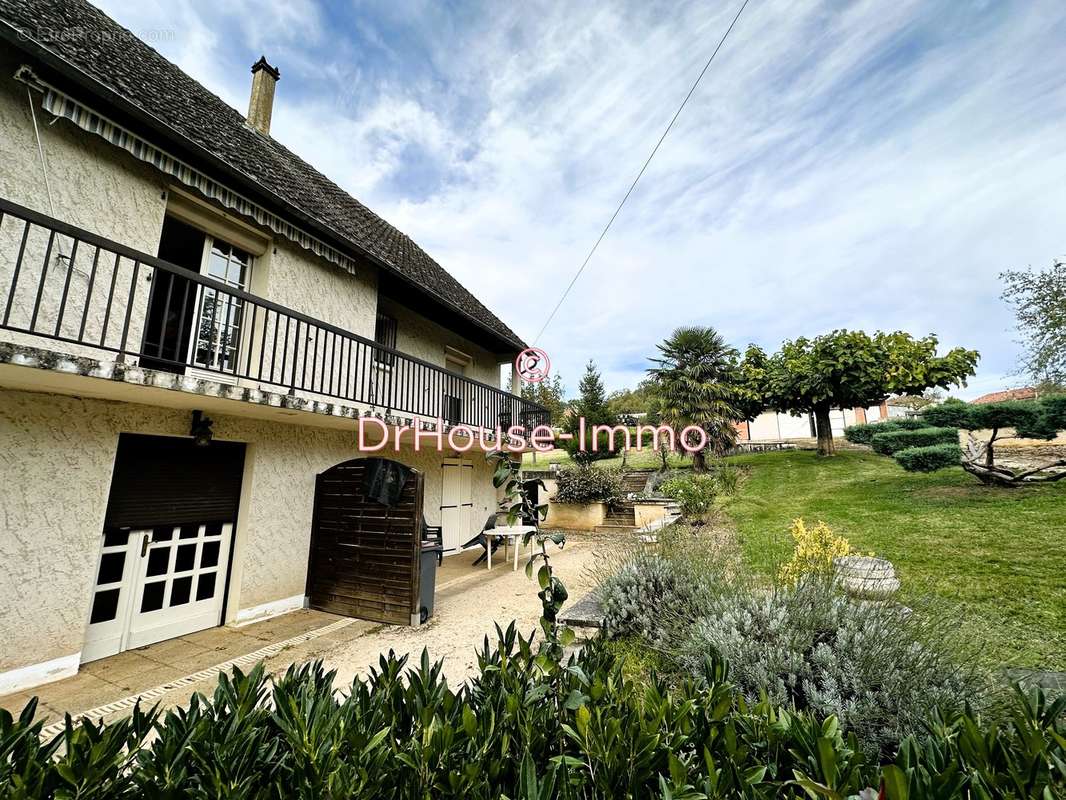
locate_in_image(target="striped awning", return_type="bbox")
[19,66,367,280]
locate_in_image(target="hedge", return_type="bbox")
[893,443,963,472]
[554,465,621,503]
[2,628,1063,798]
[843,417,924,445]
[922,396,1066,434]
[870,426,960,455]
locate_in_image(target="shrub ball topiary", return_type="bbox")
[843,417,924,445]
[870,426,959,455]
[893,443,962,472]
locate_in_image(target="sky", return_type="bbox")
[95,0,1066,400]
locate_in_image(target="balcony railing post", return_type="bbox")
[0,195,550,430]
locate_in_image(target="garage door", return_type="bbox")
[81,434,245,662]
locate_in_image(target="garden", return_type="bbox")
[4,452,1063,798]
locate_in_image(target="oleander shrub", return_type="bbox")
[553,465,621,504]
[893,442,963,472]
[3,625,1063,798]
[674,579,980,759]
[870,426,959,455]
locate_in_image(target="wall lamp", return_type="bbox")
[190,410,214,447]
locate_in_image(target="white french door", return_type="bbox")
[82,522,233,662]
[440,460,473,552]
[187,238,252,381]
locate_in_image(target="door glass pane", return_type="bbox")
[196,571,217,601]
[179,523,200,539]
[152,526,174,542]
[146,547,170,577]
[200,540,221,569]
[103,529,130,548]
[140,581,165,612]
[175,544,197,572]
[90,588,120,624]
[97,552,125,585]
[170,576,193,607]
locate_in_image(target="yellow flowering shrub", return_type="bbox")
[778,518,852,584]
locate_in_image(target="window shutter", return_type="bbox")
[374,313,397,366]
[104,434,246,528]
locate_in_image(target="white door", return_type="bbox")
[440,460,473,552]
[82,522,233,662]
[187,237,253,383]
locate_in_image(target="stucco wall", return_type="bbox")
[379,297,502,388]
[0,387,499,674]
[0,61,167,363]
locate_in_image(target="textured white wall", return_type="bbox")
[0,387,499,674]
[379,298,503,388]
[0,63,167,362]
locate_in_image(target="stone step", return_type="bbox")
[594,523,638,533]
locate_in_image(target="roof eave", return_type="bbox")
[0,21,526,354]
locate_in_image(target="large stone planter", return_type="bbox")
[833,556,900,600]
[632,501,669,528]
[543,501,606,530]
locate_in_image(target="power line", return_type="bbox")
[532,0,752,345]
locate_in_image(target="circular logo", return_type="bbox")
[516,347,551,383]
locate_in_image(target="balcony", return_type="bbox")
[0,196,549,433]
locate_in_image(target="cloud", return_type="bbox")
[94,0,1066,398]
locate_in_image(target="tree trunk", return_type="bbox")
[692,448,708,472]
[985,427,997,467]
[814,405,835,457]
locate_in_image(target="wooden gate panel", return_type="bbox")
[306,459,423,625]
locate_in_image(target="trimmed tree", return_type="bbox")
[919,397,1066,485]
[648,326,743,472]
[847,396,1066,485]
[741,331,979,456]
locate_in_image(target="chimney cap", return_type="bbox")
[251,56,280,81]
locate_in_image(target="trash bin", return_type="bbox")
[419,539,443,624]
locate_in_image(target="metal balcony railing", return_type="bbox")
[0,196,550,433]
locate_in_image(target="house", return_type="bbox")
[735,402,905,442]
[972,387,1038,404]
[0,0,548,693]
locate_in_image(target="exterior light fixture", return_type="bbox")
[190,410,214,446]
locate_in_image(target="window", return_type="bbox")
[193,240,251,373]
[443,348,469,425]
[374,313,397,366]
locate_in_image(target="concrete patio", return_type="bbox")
[0,533,607,734]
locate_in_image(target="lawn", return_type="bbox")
[722,449,1066,670]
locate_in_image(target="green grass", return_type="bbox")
[722,449,1066,669]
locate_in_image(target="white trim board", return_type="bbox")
[0,652,81,695]
[233,594,307,627]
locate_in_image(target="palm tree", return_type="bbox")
[648,326,742,472]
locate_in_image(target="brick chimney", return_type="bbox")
[246,56,280,135]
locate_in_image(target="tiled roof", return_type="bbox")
[0,0,525,351]
[971,387,1038,404]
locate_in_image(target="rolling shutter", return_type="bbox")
[104,434,246,528]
